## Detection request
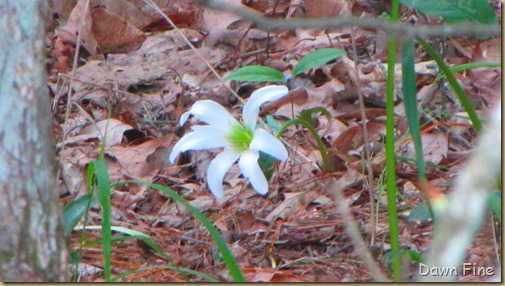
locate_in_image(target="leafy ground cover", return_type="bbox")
[48,0,501,282]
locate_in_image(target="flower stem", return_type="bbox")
[276,118,331,172]
[385,0,401,281]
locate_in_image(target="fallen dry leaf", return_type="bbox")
[91,6,146,54]
[80,118,134,146]
[264,190,318,221]
[53,0,97,72]
[402,132,449,165]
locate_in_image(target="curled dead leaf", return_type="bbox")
[80,118,134,147]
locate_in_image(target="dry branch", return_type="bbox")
[196,0,501,38]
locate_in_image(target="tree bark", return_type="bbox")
[0,1,68,282]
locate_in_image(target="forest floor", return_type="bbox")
[48,0,501,282]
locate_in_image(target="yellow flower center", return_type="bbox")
[226,123,254,152]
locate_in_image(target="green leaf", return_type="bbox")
[92,160,112,281]
[400,0,497,25]
[266,115,280,133]
[401,38,425,179]
[298,107,332,126]
[406,250,423,263]
[381,249,423,268]
[378,12,391,21]
[76,225,192,281]
[401,37,435,220]
[417,38,482,131]
[490,191,501,224]
[225,65,285,82]
[436,62,501,82]
[407,202,432,222]
[292,48,346,76]
[258,151,277,181]
[62,193,95,235]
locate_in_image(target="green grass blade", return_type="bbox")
[291,48,346,76]
[92,160,113,281]
[417,38,482,132]
[401,38,435,221]
[117,180,245,282]
[276,118,331,171]
[110,265,220,282]
[446,62,500,75]
[75,225,191,281]
[401,37,426,180]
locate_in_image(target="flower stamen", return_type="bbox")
[226,123,254,152]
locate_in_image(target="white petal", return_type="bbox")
[179,111,191,126]
[207,150,240,198]
[169,126,228,163]
[180,100,238,132]
[250,128,288,161]
[242,85,289,130]
[238,150,269,196]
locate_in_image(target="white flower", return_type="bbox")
[169,85,289,198]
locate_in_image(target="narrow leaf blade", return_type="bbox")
[401,38,426,180]
[93,160,112,281]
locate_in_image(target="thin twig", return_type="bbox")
[196,0,500,38]
[63,0,90,139]
[349,26,377,246]
[326,178,388,282]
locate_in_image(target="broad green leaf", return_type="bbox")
[63,193,95,235]
[407,202,432,222]
[258,151,277,181]
[292,48,346,76]
[400,0,497,25]
[225,65,285,82]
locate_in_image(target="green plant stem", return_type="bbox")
[417,38,482,132]
[276,118,330,171]
[386,0,401,281]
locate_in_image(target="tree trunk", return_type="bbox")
[0,1,68,282]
